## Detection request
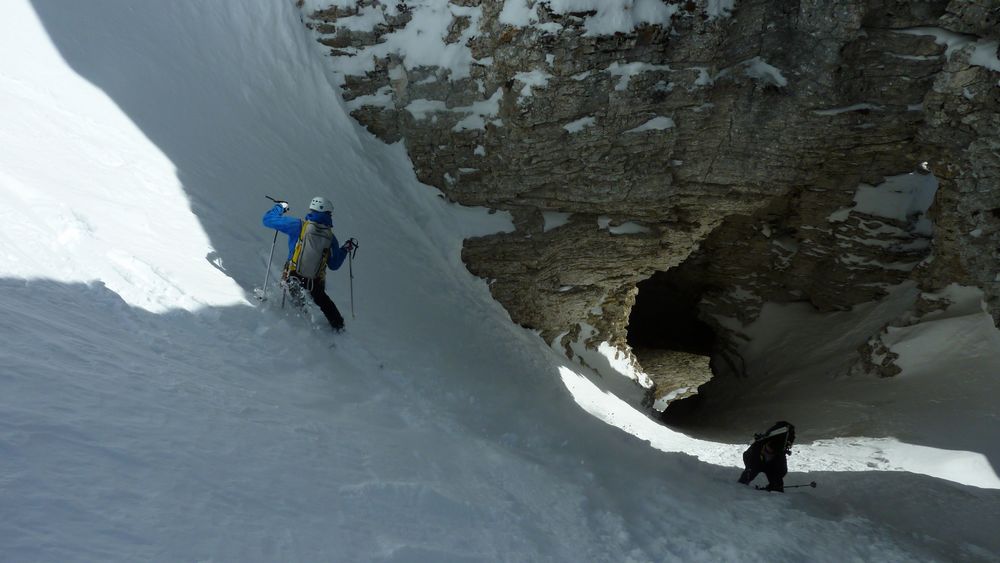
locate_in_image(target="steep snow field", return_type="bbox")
[2,1,999,561]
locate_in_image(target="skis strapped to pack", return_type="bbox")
[752,421,795,454]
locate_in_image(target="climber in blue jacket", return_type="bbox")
[263,196,356,331]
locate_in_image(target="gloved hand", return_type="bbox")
[343,238,358,252]
[276,201,289,213]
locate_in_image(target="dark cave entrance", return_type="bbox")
[626,270,716,356]
[626,267,720,421]
[626,268,719,428]
[627,266,732,430]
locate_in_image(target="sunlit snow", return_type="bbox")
[2,1,999,561]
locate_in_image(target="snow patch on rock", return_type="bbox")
[625,116,675,133]
[563,116,596,133]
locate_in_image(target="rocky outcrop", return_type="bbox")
[300,0,1000,401]
[639,350,713,409]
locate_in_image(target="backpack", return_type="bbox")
[753,421,795,455]
[288,220,333,280]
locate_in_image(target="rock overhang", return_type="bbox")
[300,0,1000,411]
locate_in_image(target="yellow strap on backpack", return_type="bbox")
[288,221,310,274]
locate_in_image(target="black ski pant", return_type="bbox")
[739,446,787,491]
[287,273,345,331]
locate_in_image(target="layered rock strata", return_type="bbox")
[300,0,1000,400]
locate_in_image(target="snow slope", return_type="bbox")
[1,0,999,561]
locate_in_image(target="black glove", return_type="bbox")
[343,238,358,252]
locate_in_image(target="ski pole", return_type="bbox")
[263,195,288,303]
[260,230,278,300]
[349,247,355,319]
[346,238,358,319]
[785,482,818,489]
[755,481,816,491]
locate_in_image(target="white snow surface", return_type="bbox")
[626,116,676,133]
[689,283,1000,490]
[813,103,884,116]
[563,116,596,133]
[606,61,672,91]
[404,90,503,133]
[898,28,1000,72]
[514,69,552,101]
[499,0,536,27]
[543,211,573,232]
[312,0,483,81]
[501,0,680,36]
[969,39,1000,72]
[2,1,1000,561]
[743,56,788,87]
[853,172,939,223]
[706,0,736,19]
[597,216,651,234]
[827,172,938,238]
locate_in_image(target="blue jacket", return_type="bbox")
[262,204,349,271]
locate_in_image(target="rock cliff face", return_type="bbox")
[300,0,1000,403]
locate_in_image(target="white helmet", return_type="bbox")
[308,196,332,213]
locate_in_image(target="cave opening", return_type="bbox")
[626,265,721,416]
[627,270,715,356]
[640,164,945,434]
